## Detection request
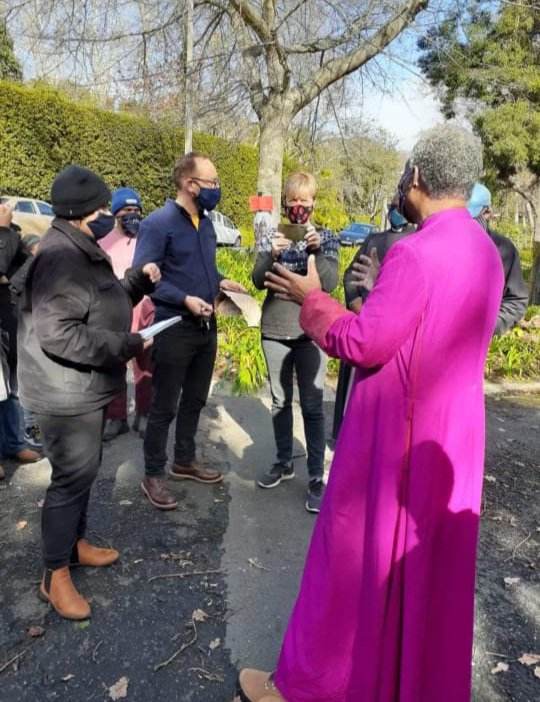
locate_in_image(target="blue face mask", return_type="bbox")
[87,212,116,240]
[388,207,408,230]
[196,186,221,212]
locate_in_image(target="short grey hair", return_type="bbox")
[409,125,483,200]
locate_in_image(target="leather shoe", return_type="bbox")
[0,464,4,480]
[39,566,91,620]
[9,448,41,463]
[72,539,119,567]
[169,459,223,484]
[141,476,178,510]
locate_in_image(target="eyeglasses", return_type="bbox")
[191,176,220,189]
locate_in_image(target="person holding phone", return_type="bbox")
[252,171,339,513]
[18,165,160,620]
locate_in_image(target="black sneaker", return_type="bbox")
[24,425,43,449]
[257,462,295,489]
[306,479,324,513]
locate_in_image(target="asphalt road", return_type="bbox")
[0,384,538,701]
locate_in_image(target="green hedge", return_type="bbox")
[0,81,258,227]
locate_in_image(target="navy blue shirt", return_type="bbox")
[133,199,222,321]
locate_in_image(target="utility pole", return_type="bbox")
[184,0,194,154]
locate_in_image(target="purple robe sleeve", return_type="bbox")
[300,242,429,368]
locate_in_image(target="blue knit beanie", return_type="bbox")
[111,187,142,215]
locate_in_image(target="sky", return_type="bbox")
[361,77,444,152]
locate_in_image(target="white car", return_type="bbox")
[208,210,242,247]
[0,196,54,235]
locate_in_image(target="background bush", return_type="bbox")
[0,81,258,228]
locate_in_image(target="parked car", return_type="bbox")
[338,222,378,246]
[0,196,54,235]
[208,210,242,247]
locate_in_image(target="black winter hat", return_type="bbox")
[51,165,111,218]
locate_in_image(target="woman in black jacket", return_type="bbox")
[18,166,160,620]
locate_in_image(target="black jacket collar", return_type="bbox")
[51,218,112,264]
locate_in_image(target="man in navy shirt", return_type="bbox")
[134,152,244,509]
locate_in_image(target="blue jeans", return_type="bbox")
[0,394,26,458]
[262,336,327,479]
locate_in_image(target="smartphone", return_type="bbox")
[277,222,307,242]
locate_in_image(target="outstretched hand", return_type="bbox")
[350,247,380,292]
[264,254,321,305]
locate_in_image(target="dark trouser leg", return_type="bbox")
[143,324,197,477]
[36,409,105,570]
[294,339,327,480]
[261,337,294,465]
[174,323,217,464]
[0,394,26,457]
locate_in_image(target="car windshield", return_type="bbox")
[350,223,370,233]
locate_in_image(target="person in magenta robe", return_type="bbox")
[234,125,504,702]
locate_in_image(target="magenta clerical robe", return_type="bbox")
[274,209,504,702]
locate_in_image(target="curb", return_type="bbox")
[484,381,540,396]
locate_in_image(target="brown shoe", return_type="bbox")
[39,566,91,620]
[141,476,178,510]
[72,539,119,567]
[169,459,223,484]
[0,464,4,480]
[10,448,41,463]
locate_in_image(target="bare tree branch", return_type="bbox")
[294,0,428,111]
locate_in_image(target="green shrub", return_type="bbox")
[0,81,258,228]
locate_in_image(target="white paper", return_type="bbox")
[139,315,183,340]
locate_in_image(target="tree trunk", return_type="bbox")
[257,106,293,223]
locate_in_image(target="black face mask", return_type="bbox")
[119,213,141,238]
[87,212,116,240]
[397,169,416,225]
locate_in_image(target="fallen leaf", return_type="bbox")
[77,620,90,629]
[491,662,509,675]
[192,609,209,622]
[27,625,45,638]
[108,676,129,700]
[248,557,270,571]
[503,577,521,587]
[518,653,540,667]
[133,559,143,564]
[119,500,132,506]
[37,500,44,508]
[535,666,540,679]
[61,674,75,682]
[16,520,28,531]
[484,475,497,483]
[209,637,221,650]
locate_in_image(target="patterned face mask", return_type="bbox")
[119,213,142,237]
[285,204,313,224]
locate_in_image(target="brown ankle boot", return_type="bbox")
[39,567,91,620]
[72,539,119,567]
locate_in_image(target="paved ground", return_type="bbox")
[0,384,538,701]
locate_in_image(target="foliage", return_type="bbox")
[486,323,540,380]
[418,1,539,184]
[0,81,258,228]
[0,20,22,82]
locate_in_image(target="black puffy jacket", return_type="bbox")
[18,219,153,415]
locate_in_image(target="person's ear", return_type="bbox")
[412,165,420,188]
